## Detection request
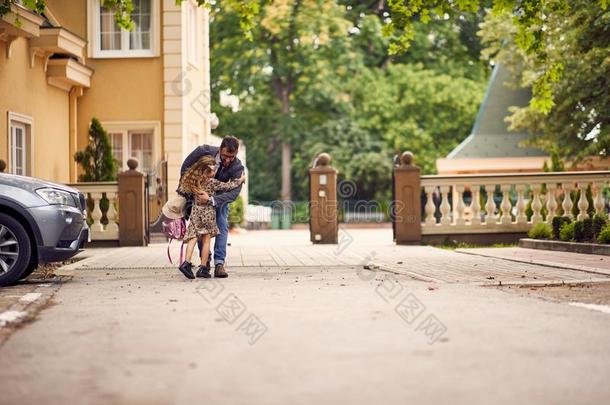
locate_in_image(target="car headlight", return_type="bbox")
[36,188,78,207]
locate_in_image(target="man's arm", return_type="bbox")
[212,163,245,207]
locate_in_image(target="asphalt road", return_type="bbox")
[1,264,609,404]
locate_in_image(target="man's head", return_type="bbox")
[219,136,240,167]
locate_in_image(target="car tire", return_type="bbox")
[18,256,39,281]
[0,213,32,287]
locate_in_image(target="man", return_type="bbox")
[179,136,244,278]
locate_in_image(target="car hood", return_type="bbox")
[0,173,80,194]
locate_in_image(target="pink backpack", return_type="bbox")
[163,217,186,264]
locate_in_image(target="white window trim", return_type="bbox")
[101,121,162,172]
[87,0,160,59]
[7,112,34,176]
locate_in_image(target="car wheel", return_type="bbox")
[0,213,32,287]
[18,256,39,280]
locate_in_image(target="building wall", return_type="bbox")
[164,0,211,195]
[0,37,70,182]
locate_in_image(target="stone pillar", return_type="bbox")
[118,158,148,246]
[309,153,338,244]
[393,151,422,244]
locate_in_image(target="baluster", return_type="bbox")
[439,185,451,226]
[106,192,119,234]
[499,185,512,225]
[470,185,481,226]
[562,183,574,219]
[577,182,590,220]
[484,184,497,226]
[455,185,465,226]
[546,184,558,223]
[515,184,527,224]
[424,186,436,226]
[531,184,543,224]
[90,192,104,232]
[593,182,605,215]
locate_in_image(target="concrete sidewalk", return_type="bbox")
[61,229,610,286]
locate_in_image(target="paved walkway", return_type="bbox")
[457,246,610,276]
[62,229,610,286]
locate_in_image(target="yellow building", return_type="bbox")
[0,0,215,194]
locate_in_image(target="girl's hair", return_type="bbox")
[179,155,216,194]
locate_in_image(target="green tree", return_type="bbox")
[74,118,118,182]
[384,0,609,113]
[479,1,610,161]
[212,0,487,202]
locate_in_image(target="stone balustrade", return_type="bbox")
[420,171,609,235]
[68,182,119,241]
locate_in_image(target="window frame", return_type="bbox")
[7,112,34,177]
[102,121,161,174]
[87,0,160,59]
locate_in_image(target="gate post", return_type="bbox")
[393,151,422,244]
[118,158,148,246]
[309,153,338,244]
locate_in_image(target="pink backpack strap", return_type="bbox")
[167,238,174,264]
[179,241,185,265]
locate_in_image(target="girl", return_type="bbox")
[177,155,245,279]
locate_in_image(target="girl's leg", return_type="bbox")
[184,237,198,263]
[200,234,211,267]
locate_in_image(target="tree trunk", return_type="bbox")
[281,142,291,202]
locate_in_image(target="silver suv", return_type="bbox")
[0,173,89,286]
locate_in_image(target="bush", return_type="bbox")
[228,195,244,228]
[597,224,610,244]
[573,220,585,242]
[559,222,575,242]
[74,118,118,181]
[592,214,608,239]
[582,217,593,241]
[528,223,552,239]
[552,216,571,240]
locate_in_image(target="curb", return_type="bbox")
[519,238,610,256]
[455,249,610,277]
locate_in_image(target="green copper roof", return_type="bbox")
[447,64,546,159]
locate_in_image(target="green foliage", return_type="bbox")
[528,222,551,239]
[211,0,488,201]
[592,213,608,239]
[582,217,594,241]
[386,0,609,114]
[551,216,570,240]
[597,224,610,244]
[228,195,244,228]
[74,118,118,182]
[559,221,575,242]
[573,220,585,242]
[480,1,610,160]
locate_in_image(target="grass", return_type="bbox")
[435,242,517,251]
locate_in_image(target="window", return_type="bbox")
[89,0,159,58]
[103,121,161,175]
[109,130,153,173]
[8,113,33,176]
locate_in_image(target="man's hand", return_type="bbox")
[196,191,210,204]
[238,173,246,184]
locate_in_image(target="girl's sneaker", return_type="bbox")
[178,261,195,279]
[196,265,211,278]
